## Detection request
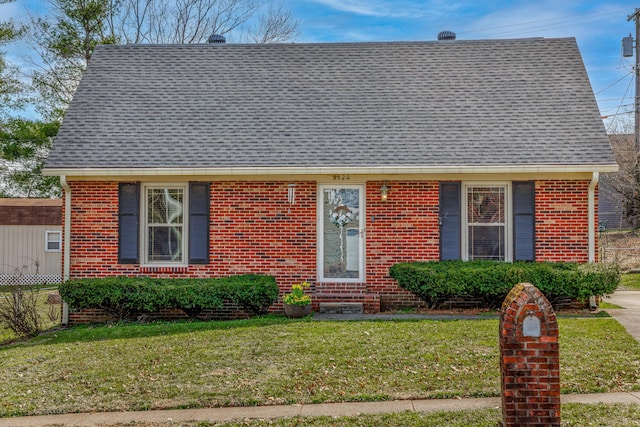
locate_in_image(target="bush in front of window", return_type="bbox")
[389,261,620,309]
[221,274,281,316]
[58,276,167,320]
[59,274,279,321]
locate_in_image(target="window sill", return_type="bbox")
[140,265,189,274]
[317,278,366,284]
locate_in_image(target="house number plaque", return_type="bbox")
[332,175,351,181]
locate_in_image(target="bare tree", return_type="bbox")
[116,0,296,45]
[246,1,299,44]
[601,130,640,229]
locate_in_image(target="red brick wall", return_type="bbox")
[67,182,123,276]
[207,181,317,285]
[66,181,317,285]
[365,181,440,309]
[64,179,595,320]
[535,180,594,263]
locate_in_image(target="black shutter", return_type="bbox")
[189,182,210,264]
[513,181,535,261]
[119,182,139,264]
[439,182,461,260]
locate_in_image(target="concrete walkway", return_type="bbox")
[1,393,640,427]
[1,290,639,426]
[606,290,640,343]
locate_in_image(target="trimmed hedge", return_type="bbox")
[389,261,620,309]
[59,274,279,320]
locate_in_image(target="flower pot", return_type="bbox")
[284,304,312,318]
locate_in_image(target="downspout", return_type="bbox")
[60,175,71,325]
[588,172,599,264]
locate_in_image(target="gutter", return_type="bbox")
[588,172,599,263]
[60,175,71,325]
[42,164,620,177]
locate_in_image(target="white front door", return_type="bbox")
[318,185,364,282]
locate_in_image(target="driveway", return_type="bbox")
[605,290,640,343]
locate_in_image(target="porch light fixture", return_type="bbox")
[380,183,389,202]
[288,183,296,205]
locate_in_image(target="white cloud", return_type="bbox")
[307,0,464,19]
[458,2,629,41]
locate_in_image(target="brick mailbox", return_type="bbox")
[500,282,560,427]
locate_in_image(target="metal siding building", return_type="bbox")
[0,199,62,285]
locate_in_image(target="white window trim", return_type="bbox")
[461,182,513,262]
[140,183,189,267]
[45,230,62,252]
[317,183,366,283]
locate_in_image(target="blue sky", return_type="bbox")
[2,0,638,132]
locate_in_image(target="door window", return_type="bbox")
[318,185,364,281]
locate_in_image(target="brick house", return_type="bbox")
[43,37,617,320]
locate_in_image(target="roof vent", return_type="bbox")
[207,34,226,44]
[437,31,456,41]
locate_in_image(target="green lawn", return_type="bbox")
[622,273,640,290]
[1,316,639,418]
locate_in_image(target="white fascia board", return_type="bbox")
[42,164,620,177]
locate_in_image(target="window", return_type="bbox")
[142,185,187,264]
[440,181,533,262]
[318,184,364,282]
[119,182,210,265]
[462,183,511,261]
[45,230,62,252]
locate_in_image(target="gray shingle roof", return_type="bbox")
[45,38,616,172]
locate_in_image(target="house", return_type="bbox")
[0,198,62,285]
[43,37,618,321]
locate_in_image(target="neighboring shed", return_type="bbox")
[0,198,62,285]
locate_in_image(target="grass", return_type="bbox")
[599,301,623,309]
[1,316,639,418]
[621,273,640,290]
[88,404,640,426]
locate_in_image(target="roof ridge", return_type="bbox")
[94,37,572,50]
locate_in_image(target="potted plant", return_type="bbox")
[283,281,312,318]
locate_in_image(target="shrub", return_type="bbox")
[389,261,620,309]
[0,285,44,338]
[59,277,168,320]
[59,274,279,321]
[223,275,279,315]
[165,279,224,319]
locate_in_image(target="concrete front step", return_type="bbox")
[318,302,364,314]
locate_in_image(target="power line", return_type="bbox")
[598,96,635,102]
[606,69,635,132]
[459,7,629,39]
[595,71,634,95]
[601,104,635,113]
[471,17,622,39]
[603,111,633,119]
